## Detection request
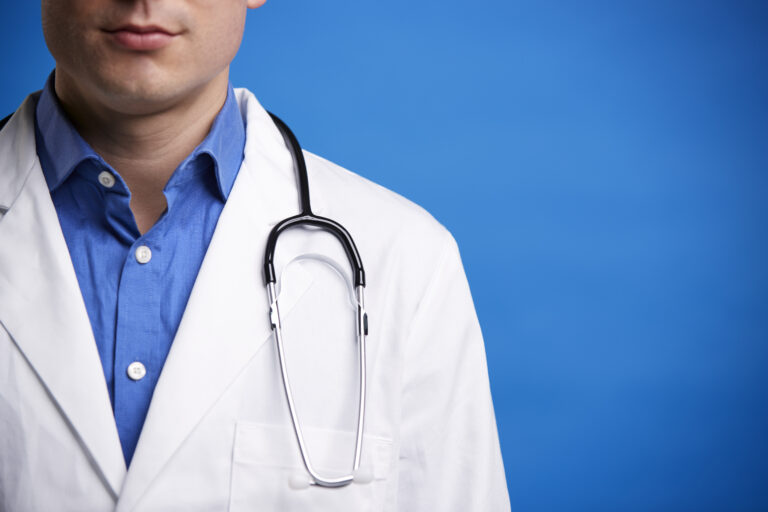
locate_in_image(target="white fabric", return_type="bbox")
[0,89,510,511]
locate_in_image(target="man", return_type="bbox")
[0,0,509,510]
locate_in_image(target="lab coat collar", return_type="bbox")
[115,88,313,511]
[0,94,127,498]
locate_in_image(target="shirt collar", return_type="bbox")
[35,74,102,193]
[35,72,245,201]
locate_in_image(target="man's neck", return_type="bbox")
[54,69,230,234]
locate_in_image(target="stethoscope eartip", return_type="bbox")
[352,468,374,484]
[288,473,312,490]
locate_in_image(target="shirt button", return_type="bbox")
[127,362,147,381]
[135,245,152,264]
[98,171,116,188]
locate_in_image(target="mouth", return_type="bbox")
[103,24,180,51]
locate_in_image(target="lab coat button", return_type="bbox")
[98,171,116,188]
[135,245,152,264]
[127,362,147,381]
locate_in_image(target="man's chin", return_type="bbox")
[94,75,190,116]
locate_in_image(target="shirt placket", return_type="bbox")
[97,162,165,464]
[113,230,164,465]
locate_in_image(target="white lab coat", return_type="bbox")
[0,88,509,511]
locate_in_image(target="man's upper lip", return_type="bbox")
[105,24,176,35]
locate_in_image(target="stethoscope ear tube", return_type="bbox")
[267,281,368,488]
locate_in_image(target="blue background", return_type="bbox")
[2,2,767,510]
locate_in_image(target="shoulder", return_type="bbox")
[236,86,448,245]
[304,149,456,254]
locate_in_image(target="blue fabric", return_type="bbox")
[34,75,245,466]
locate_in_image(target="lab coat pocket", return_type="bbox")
[229,422,392,512]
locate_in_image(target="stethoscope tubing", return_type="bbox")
[264,113,366,288]
[264,113,369,488]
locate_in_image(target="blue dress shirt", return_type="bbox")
[34,75,246,466]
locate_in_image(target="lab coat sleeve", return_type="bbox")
[397,232,510,510]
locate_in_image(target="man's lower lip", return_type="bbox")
[108,30,175,51]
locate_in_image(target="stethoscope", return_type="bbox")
[264,113,369,488]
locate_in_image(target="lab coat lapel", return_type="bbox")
[116,90,312,511]
[0,96,126,498]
